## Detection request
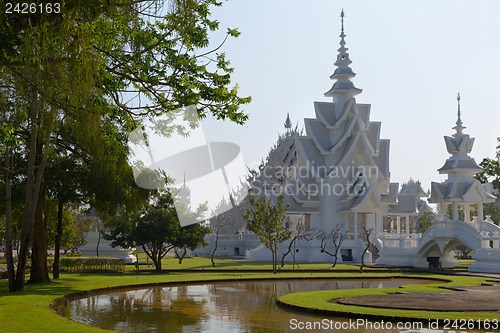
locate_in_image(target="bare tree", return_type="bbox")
[209,198,232,267]
[360,226,374,273]
[319,224,348,268]
[280,217,320,268]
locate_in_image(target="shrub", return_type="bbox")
[58,257,125,273]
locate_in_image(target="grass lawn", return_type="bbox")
[277,274,496,322]
[127,254,376,271]
[0,258,492,332]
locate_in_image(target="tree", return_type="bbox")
[360,226,373,273]
[106,190,209,270]
[208,187,248,267]
[319,224,348,268]
[475,139,500,224]
[209,198,232,267]
[280,217,319,268]
[455,244,473,259]
[243,194,291,274]
[418,211,435,233]
[475,137,500,191]
[171,222,211,264]
[106,193,177,271]
[1,0,250,291]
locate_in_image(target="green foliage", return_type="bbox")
[56,257,125,273]
[418,211,436,233]
[244,194,291,273]
[1,0,250,291]
[475,137,500,191]
[475,137,500,224]
[106,191,210,269]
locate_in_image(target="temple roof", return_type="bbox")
[268,191,320,214]
[285,179,321,204]
[400,179,428,198]
[430,180,496,203]
[381,183,399,204]
[338,187,386,213]
[295,136,325,171]
[366,121,381,153]
[314,101,339,127]
[438,157,482,173]
[387,194,419,215]
[374,139,390,179]
[304,118,332,152]
[357,104,371,126]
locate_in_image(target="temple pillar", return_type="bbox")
[438,202,445,220]
[478,203,484,222]
[353,212,358,239]
[464,203,471,223]
[396,216,401,234]
[375,213,383,234]
[390,217,394,232]
[452,202,459,221]
[405,215,410,235]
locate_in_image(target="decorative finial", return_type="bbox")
[453,92,466,135]
[284,113,292,130]
[341,9,345,35]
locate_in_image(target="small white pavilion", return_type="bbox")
[376,95,500,272]
[430,94,496,223]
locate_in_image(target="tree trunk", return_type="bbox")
[272,249,277,274]
[29,189,51,284]
[4,147,16,291]
[53,200,64,279]
[96,231,100,257]
[14,107,41,291]
[176,247,187,264]
[281,237,295,268]
[211,232,218,267]
[14,88,51,291]
[332,248,339,268]
[155,250,162,271]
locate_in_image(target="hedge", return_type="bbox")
[58,257,125,273]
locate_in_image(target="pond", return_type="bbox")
[57,278,434,332]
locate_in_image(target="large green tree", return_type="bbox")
[1,0,249,291]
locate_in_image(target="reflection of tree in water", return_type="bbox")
[66,286,213,332]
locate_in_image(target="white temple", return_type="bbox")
[247,11,426,263]
[198,11,500,273]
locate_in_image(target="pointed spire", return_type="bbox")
[453,92,466,135]
[341,9,345,36]
[324,10,362,99]
[284,113,292,130]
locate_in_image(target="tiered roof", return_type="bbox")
[430,94,496,204]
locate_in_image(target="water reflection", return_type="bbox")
[57,278,432,333]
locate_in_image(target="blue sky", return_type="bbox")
[200,0,500,192]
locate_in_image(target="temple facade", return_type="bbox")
[198,11,500,273]
[247,11,425,263]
